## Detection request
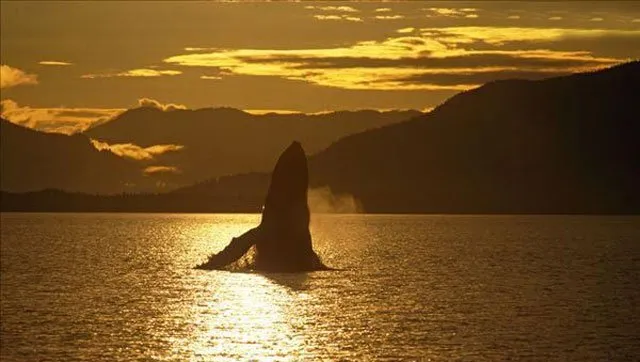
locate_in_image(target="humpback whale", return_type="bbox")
[196,141,328,272]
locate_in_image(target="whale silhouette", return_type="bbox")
[196,141,327,272]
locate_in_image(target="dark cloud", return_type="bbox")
[394,70,573,87]
[269,53,614,71]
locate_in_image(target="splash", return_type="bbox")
[308,186,362,214]
[197,142,328,272]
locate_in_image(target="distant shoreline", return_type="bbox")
[2,189,638,215]
[1,210,637,216]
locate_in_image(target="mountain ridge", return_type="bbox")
[2,62,638,213]
[305,61,639,213]
[83,106,422,185]
[0,118,159,193]
[1,107,421,193]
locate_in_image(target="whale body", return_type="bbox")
[196,142,327,272]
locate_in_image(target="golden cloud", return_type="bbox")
[397,27,415,34]
[163,26,632,91]
[143,166,181,175]
[81,68,182,79]
[424,7,479,19]
[419,26,640,46]
[313,14,363,22]
[424,8,463,17]
[39,61,73,66]
[374,15,404,20]
[137,97,186,111]
[0,65,38,88]
[425,8,459,16]
[0,99,123,134]
[90,139,184,161]
[305,5,358,13]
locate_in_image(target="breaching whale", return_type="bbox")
[196,141,328,272]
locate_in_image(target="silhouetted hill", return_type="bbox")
[0,189,262,213]
[84,107,421,185]
[0,119,158,193]
[3,62,638,213]
[306,61,640,213]
[173,62,639,213]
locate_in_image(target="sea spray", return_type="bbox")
[307,186,362,214]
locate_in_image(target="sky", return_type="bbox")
[1,1,639,134]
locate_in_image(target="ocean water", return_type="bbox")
[1,213,638,361]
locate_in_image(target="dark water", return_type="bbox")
[1,213,639,361]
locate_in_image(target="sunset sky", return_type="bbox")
[1,1,639,133]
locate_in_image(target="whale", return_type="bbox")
[196,141,328,272]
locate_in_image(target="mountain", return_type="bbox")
[306,62,640,213]
[0,119,159,193]
[84,108,421,185]
[174,62,639,213]
[3,62,638,213]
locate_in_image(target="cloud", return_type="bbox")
[137,97,186,111]
[143,166,181,175]
[313,15,341,21]
[200,75,222,80]
[39,61,73,66]
[305,5,358,12]
[0,65,38,88]
[374,15,404,20]
[397,27,415,34]
[90,139,184,161]
[394,69,575,86]
[0,99,123,134]
[422,8,478,18]
[424,7,479,19]
[424,8,463,17]
[0,98,187,134]
[549,17,563,21]
[507,15,521,20]
[590,17,604,22]
[418,26,640,46]
[342,16,363,23]
[313,15,363,22]
[164,26,632,91]
[81,68,181,79]
[375,8,392,13]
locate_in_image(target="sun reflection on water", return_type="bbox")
[175,272,309,361]
[164,214,324,360]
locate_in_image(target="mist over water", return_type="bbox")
[1,213,639,361]
[308,186,362,214]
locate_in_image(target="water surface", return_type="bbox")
[1,213,639,361]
